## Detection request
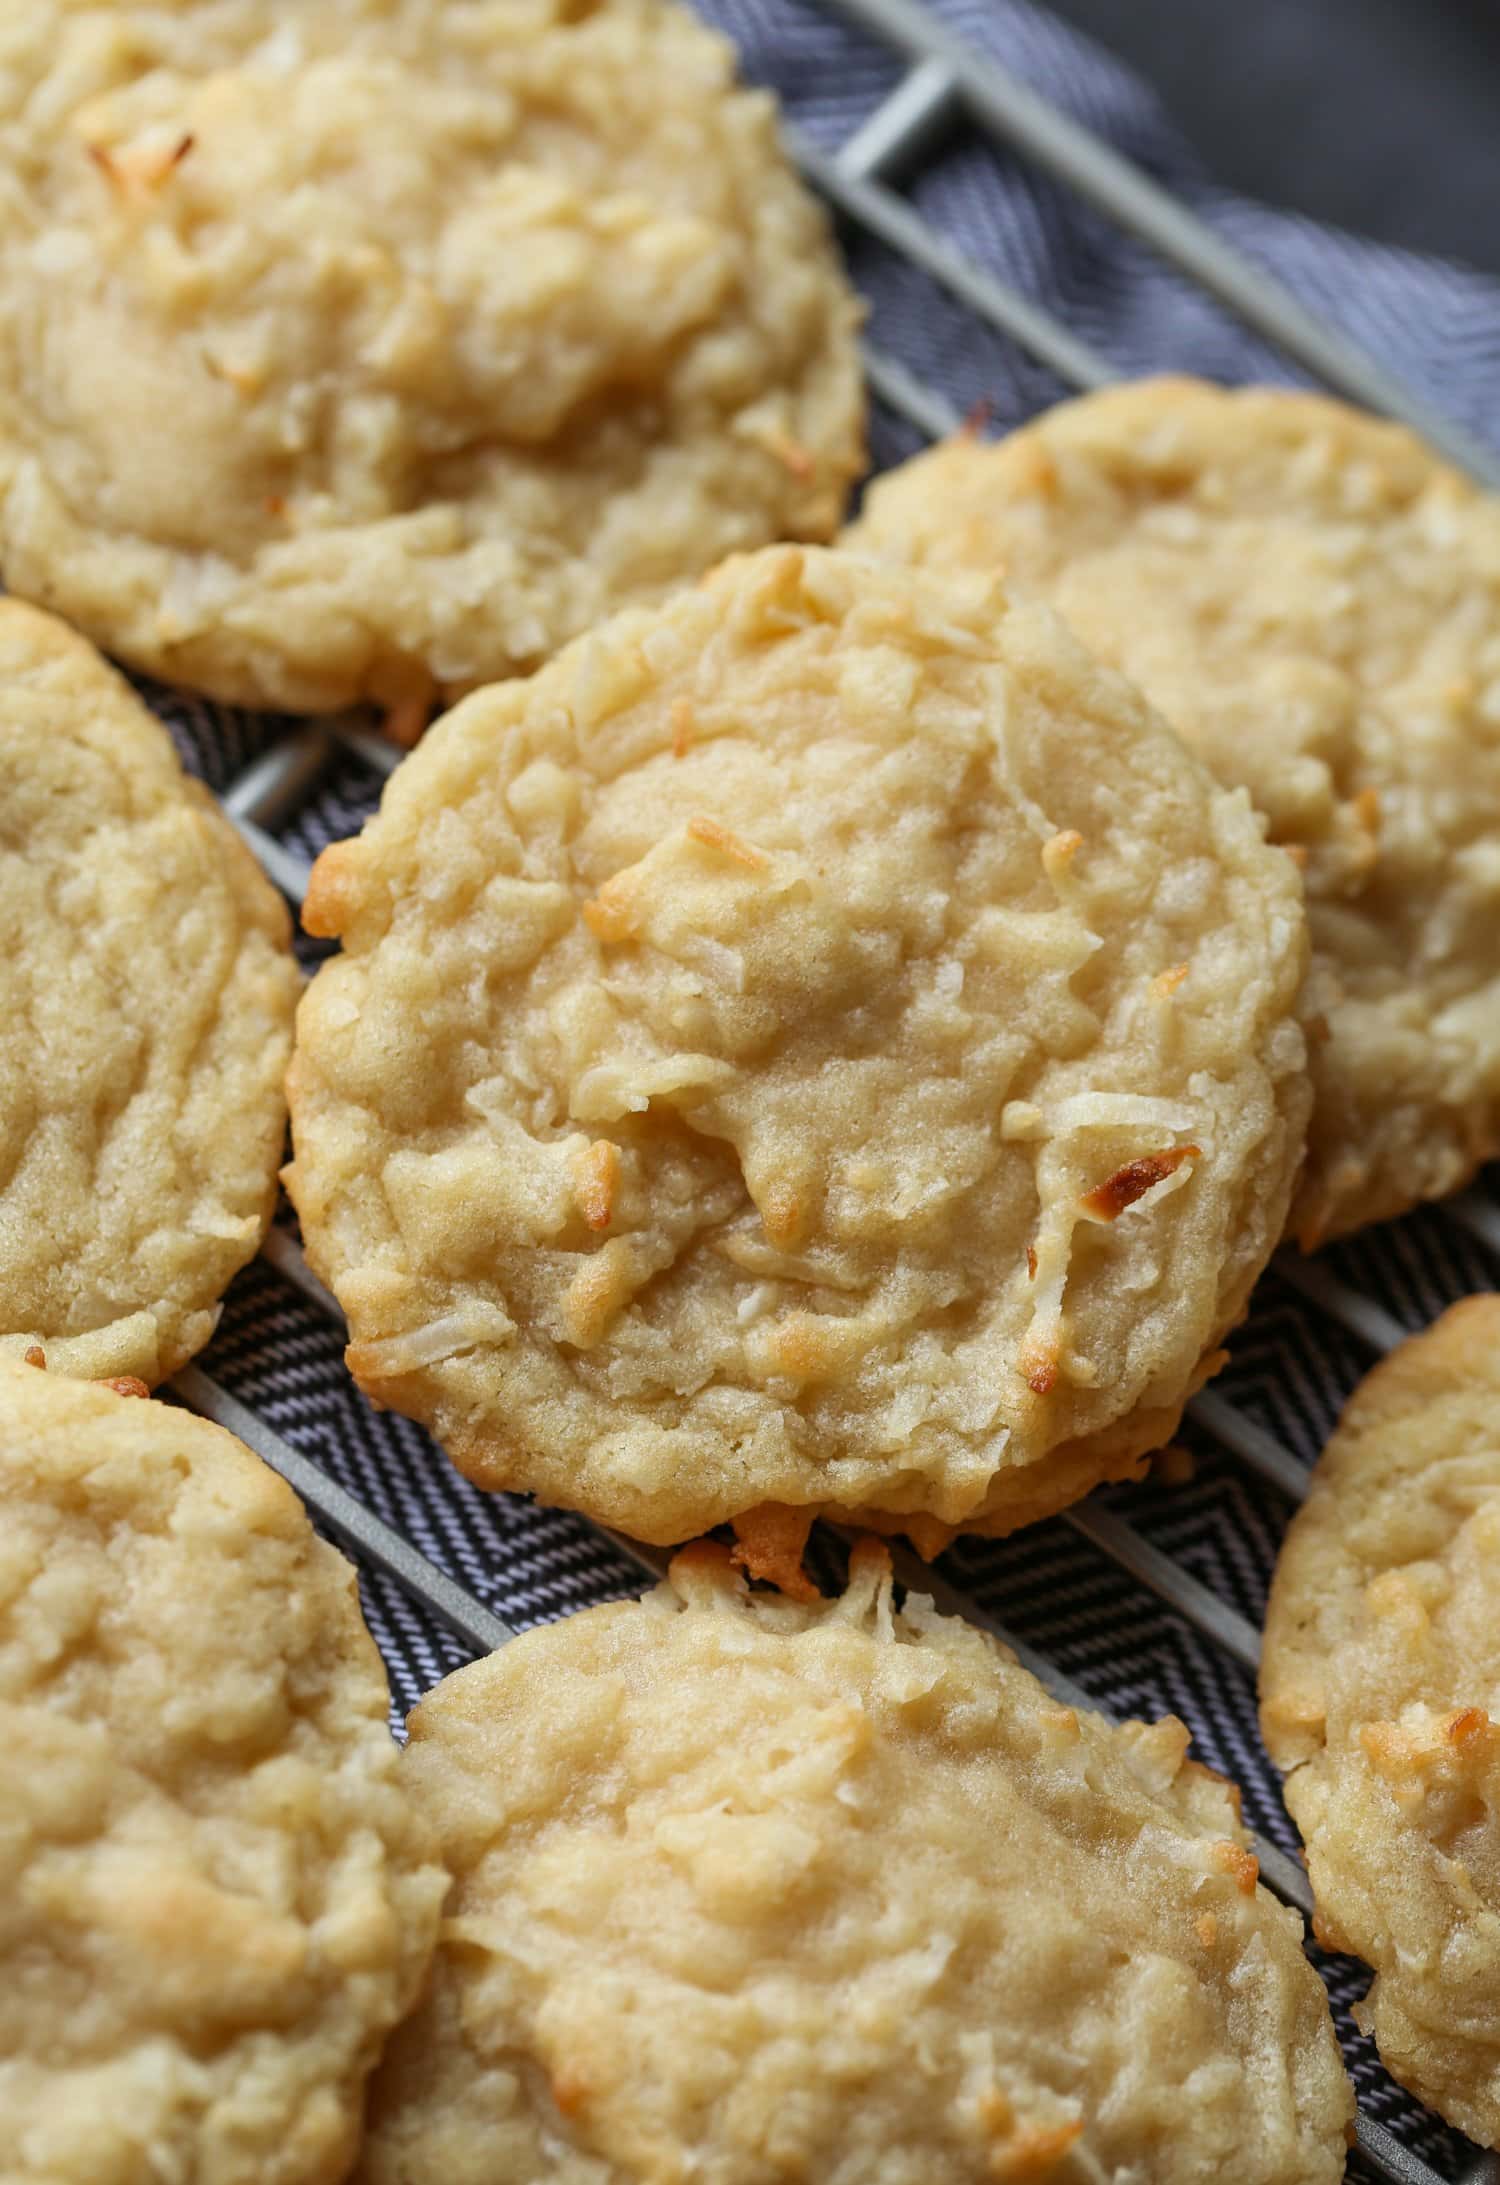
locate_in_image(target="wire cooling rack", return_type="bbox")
[145,4,1500,2180]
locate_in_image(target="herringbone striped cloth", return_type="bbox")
[144,2,1500,2174]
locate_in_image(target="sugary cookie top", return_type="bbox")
[287,545,1309,1545]
[0,0,863,710]
[357,1543,1350,2184]
[848,378,1500,1242]
[1261,1295,1500,2143]
[0,600,298,1385]
[0,1363,447,2185]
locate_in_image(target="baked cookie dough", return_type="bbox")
[0,1360,447,2185]
[1261,1295,1500,2146]
[0,601,298,1385]
[356,1540,1351,2184]
[0,0,864,715]
[847,378,1500,1243]
[286,545,1310,1552]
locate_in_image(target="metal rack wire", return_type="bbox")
[162,5,1500,2179]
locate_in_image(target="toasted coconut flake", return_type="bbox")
[381,670,436,749]
[1357,1720,1411,1776]
[203,351,264,398]
[573,1139,619,1231]
[759,426,815,481]
[1041,828,1083,882]
[85,140,121,189]
[756,1313,849,1384]
[988,2118,1084,2181]
[1210,1840,1259,1895]
[1445,1705,1490,1748]
[551,2072,588,2119]
[670,697,695,758]
[581,877,641,944]
[1017,1329,1059,1397]
[561,1238,637,1348]
[1011,443,1059,499]
[976,2087,1014,2136]
[1025,1244,1037,1281]
[760,1182,804,1247]
[730,1502,819,1599]
[100,130,195,193]
[686,814,767,869]
[1079,1145,1200,1223]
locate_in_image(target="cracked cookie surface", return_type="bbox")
[356,1542,1351,2185]
[0,0,863,713]
[0,1361,447,2185]
[0,601,298,1384]
[847,378,1500,1243]
[286,545,1308,1547]
[1261,1296,1500,2145]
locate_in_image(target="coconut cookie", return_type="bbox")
[356,1540,1351,2185]
[0,1360,448,2185]
[286,545,1309,1554]
[848,379,1500,1244]
[0,0,863,718]
[1261,1296,1500,2146]
[0,602,298,1385]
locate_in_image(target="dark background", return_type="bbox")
[1045,0,1500,276]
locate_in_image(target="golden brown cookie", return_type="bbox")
[0,601,298,1384]
[848,378,1500,1243]
[0,1359,447,2184]
[0,0,863,714]
[356,1541,1351,2184]
[1261,1295,1500,2146]
[286,544,1309,1553]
